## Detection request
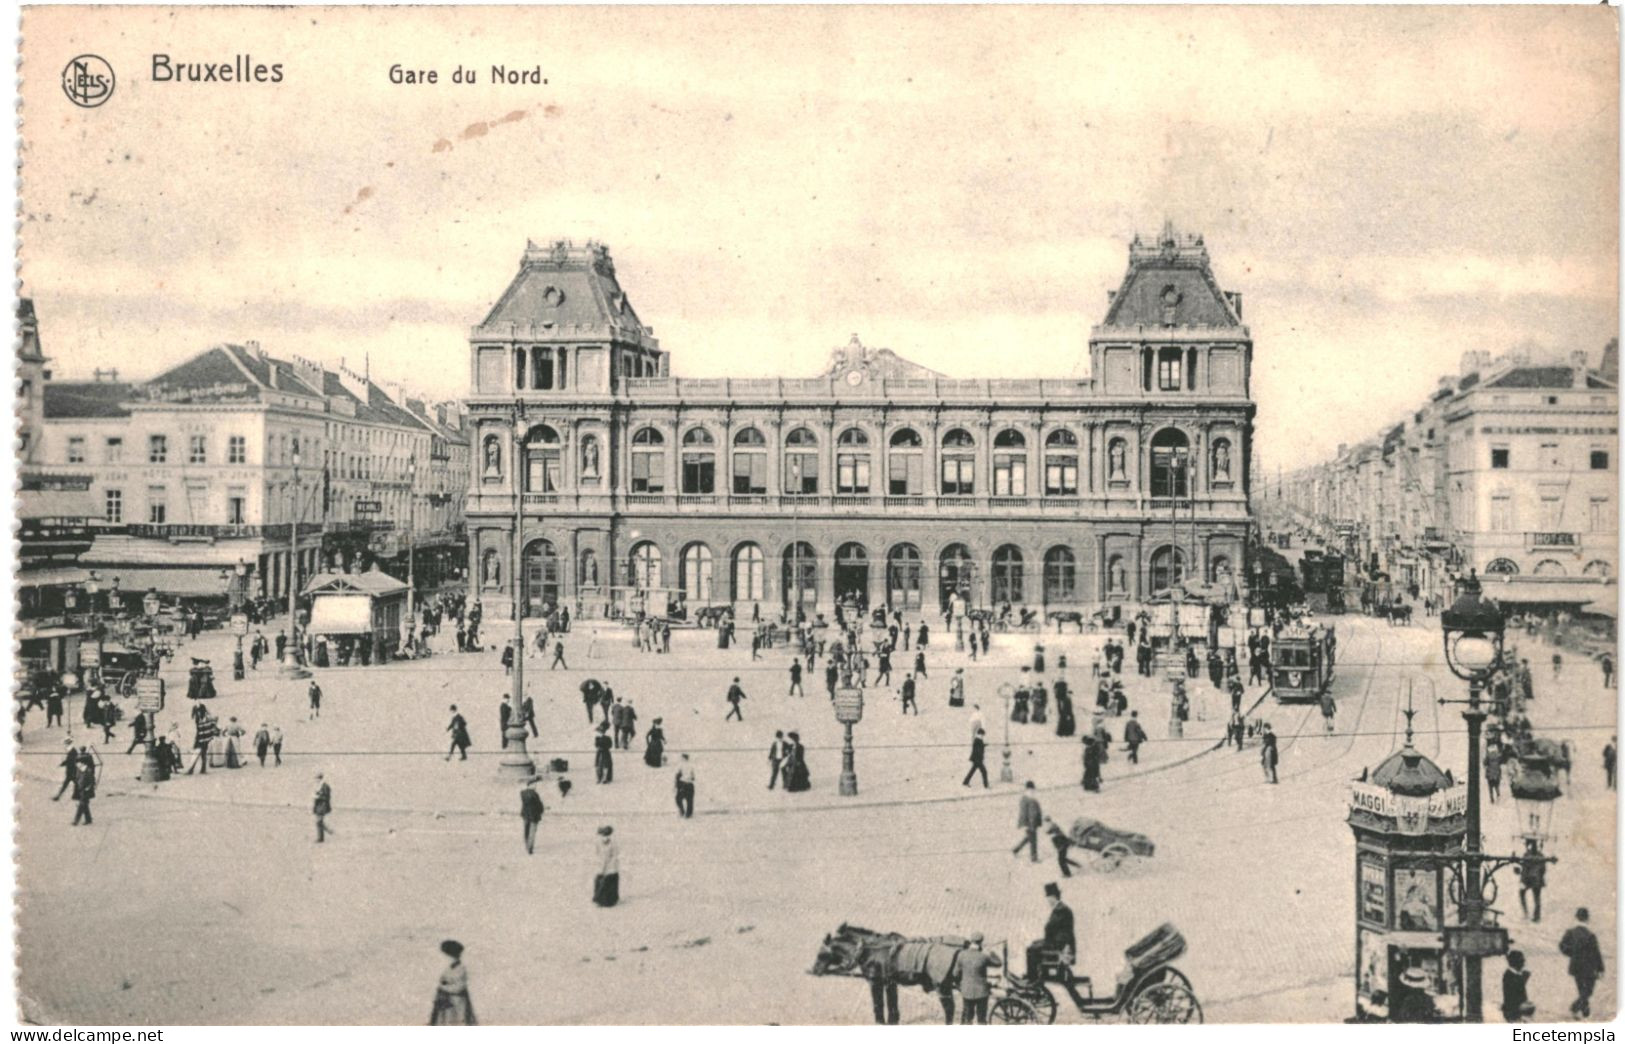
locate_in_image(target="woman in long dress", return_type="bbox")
[785,732,812,792]
[593,826,620,907]
[1054,678,1076,737]
[644,719,666,768]
[429,939,476,1025]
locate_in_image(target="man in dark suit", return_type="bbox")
[768,731,785,790]
[1012,782,1043,862]
[963,728,989,788]
[1023,882,1076,983]
[1559,907,1604,1017]
[519,780,545,855]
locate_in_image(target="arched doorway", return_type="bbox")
[782,542,817,616]
[1150,545,1186,593]
[939,543,975,610]
[834,542,870,608]
[992,545,1025,605]
[681,543,714,603]
[732,543,765,603]
[522,539,560,618]
[1043,546,1076,606]
[1150,428,1191,498]
[887,543,924,609]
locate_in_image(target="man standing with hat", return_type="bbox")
[1013,782,1043,862]
[1559,907,1604,1017]
[519,778,545,854]
[312,773,332,843]
[956,933,1001,1024]
[1022,882,1075,984]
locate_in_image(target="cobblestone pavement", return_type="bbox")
[14,613,1615,1024]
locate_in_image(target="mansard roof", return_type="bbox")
[1098,223,1245,331]
[477,239,650,341]
[1484,366,1614,390]
[42,381,134,419]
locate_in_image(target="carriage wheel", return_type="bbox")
[1127,982,1203,1024]
[118,674,136,697]
[1100,843,1133,872]
[991,996,1039,1024]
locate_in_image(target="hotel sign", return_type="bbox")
[1479,426,1616,436]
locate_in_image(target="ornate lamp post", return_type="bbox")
[502,411,535,776]
[407,454,417,639]
[1436,570,1507,1022]
[997,681,1015,783]
[281,446,311,680]
[834,684,863,795]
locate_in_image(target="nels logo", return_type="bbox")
[62,54,115,108]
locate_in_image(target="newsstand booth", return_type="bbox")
[303,571,407,664]
[1348,743,1468,1021]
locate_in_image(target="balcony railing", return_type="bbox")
[885,495,926,509]
[119,522,323,540]
[832,494,873,508]
[989,496,1032,509]
[936,496,976,509]
[727,494,769,507]
[1529,532,1578,548]
[677,494,717,506]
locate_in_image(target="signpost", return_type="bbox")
[833,686,863,796]
[136,677,168,783]
[355,500,382,515]
[230,613,249,636]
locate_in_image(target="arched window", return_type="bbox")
[784,427,819,495]
[482,435,503,478]
[631,427,666,493]
[1485,558,1520,576]
[681,543,714,602]
[682,427,716,494]
[837,428,872,494]
[887,543,924,609]
[1211,437,1234,483]
[1043,546,1076,604]
[1150,546,1186,593]
[732,543,765,602]
[732,427,767,495]
[1584,559,1612,578]
[1045,429,1079,495]
[994,430,1027,497]
[1157,346,1185,391]
[1533,559,1567,577]
[524,425,561,494]
[941,428,976,495]
[992,545,1025,604]
[1107,437,1129,483]
[1150,429,1190,498]
[888,428,924,495]
[782,542,817,612]
[630,542,662,591]
[835,543,870,606]
[939,543,975,608]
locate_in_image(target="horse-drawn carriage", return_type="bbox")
[993,922,1202,1024]
[810,922,1201,1025]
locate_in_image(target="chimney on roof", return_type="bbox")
[1106,290,1117,306]
[246,339,262,358]
[1571,349,1589,388]
[92,367,118,383]
[1226,292,1243,319]
[1460,350,1490,378]
[268,363,280,389]
[1602,338,1619,383]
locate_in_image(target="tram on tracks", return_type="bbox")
[1271,623,1337,701]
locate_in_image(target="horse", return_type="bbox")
[1382,604,1413,627]
[1049,610,1087,634]
[811,923,968,1024]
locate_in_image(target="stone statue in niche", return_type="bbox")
[482,549,501,588]
[581,435,601,478]
[1109,557,1126,593]
[1214,440,1231,480]
[483,438,501,477]
[582,552,600,586]
[1108,439,1127,480]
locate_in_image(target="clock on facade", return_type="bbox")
[845,370,864,386]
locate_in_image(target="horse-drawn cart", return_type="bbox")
[992,922,1202,1024]
[1070,817,1156,872]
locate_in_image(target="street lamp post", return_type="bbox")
[502,413,536,776]
[833,685,863,795]
[407,455,417,642]
[281,447,311,680]
[997,681,1015,783]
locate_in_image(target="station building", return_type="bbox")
[463,227,1257,620]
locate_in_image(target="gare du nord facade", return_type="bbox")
[463,229,1257,623]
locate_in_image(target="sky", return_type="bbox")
[18,5,1619,470]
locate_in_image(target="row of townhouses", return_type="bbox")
[17,299,471,621]
[1282,342,1618,612]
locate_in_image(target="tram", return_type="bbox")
[1299,550,1346,594]
[1271,623,1336,701]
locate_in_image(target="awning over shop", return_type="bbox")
[302,570,408,597]
[1482,580,1617,606]
[17,488,100,520]
[80,535,269,567]
[94,567,234,597]
[18,566,94,589]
